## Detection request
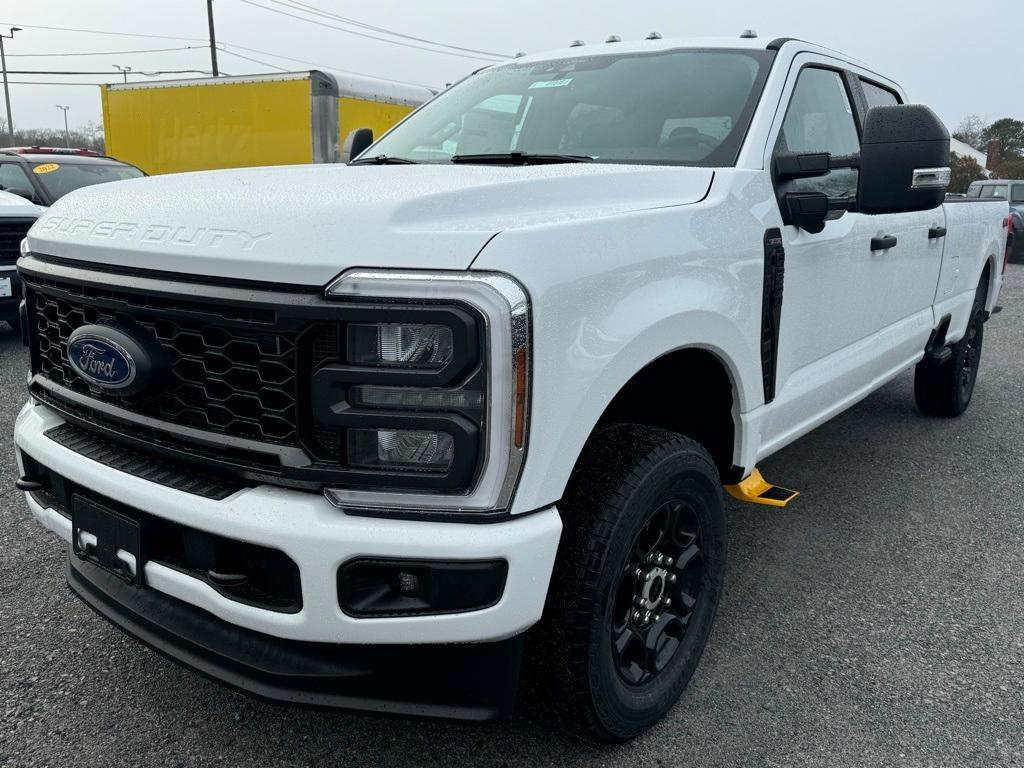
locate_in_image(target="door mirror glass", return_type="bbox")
[858,105,949,214]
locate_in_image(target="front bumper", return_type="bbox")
[15,400,562,647]
[68,554,524,720]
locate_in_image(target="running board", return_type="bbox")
[725,468,799,507]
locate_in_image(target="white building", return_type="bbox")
[950,137,988,173]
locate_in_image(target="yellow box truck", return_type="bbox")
[100,70,433,175]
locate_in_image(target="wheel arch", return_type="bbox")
[591,346,742,482]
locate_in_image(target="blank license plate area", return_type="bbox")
[72,495,144,586]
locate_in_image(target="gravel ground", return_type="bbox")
[1,267,1022,768]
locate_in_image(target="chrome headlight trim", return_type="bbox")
[323,269,531,514]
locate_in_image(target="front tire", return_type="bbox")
[552,424,726,742]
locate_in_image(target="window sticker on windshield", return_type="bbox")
[529,78,572,89]
[33,163,60,174]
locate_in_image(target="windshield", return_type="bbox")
[366,49,773,166]
[30,160,144,202]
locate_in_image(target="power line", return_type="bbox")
[218,48,288,72]
[265,0,509,59]
[3,76,230,86]
[235,0,504,61]
[3,80,111,86]
[5,69,217,76]
[0,20,442,88]
[5,45,201,57]
[218,42,437,90]
[0,21,208,43]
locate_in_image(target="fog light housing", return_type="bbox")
[348,428,455,471]
[337,559,509,617]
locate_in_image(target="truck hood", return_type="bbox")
[0,190,43,217]
[26,163,713,286]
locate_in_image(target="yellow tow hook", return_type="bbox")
[724,468,799,507]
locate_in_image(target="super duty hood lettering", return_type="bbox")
[37,217,272,251]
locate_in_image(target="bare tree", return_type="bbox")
[0,123,105,153]
[952,114,987,151]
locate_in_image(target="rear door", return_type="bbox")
[852,76,944,324]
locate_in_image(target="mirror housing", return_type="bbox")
[342,127,374,164]
[858,105,950,214]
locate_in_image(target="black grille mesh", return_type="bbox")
[0,218,34,266]
[32,286,300,444]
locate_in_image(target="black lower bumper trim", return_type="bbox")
[67,555,523,721]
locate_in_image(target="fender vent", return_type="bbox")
[761,228,786,403]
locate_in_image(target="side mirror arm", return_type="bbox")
[783,193,859,234]
[774,151,860,181]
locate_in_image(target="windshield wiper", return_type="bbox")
[449,151,594,166]
[349,155,419,165]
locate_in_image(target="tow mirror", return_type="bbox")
[858,104,949,214]
[342,127,374,164]
[775,152,860,234]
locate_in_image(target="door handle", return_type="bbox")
[870,235,898,251]
[928,226,947,239]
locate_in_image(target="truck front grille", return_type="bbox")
[0,217,35,266]
[19,258,341,488]
[30,282,301,444]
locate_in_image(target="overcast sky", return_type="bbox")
[1,0,1018,134]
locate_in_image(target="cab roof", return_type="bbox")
[0,150,133,166]
[500,35,868,71]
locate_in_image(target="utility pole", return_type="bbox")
[0,27,20,143]
[56,105,70,147]
[207,0,219,76]
[113,64,132,83]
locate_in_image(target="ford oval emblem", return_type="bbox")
[67,324,155,393]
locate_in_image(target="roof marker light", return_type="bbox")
[569,39,586,47]
[605,35,622,43]
[645,32,663,40]
[740,29,758,38]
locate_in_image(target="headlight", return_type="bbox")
[347,323,454,368]
[318,270,530,516]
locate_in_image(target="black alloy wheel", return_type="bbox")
[610,499,708,686]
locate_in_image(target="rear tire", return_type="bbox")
[549,424,726,742]
[914,278,987,417]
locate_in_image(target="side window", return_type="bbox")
[0,163,38,202]
[1012,185,1024,204]
[980,185,1008,200]
[776,67,860,198]
[860,80,901,109]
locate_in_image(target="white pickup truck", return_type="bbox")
[0,190,42,330]
[14,35,1010,741]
